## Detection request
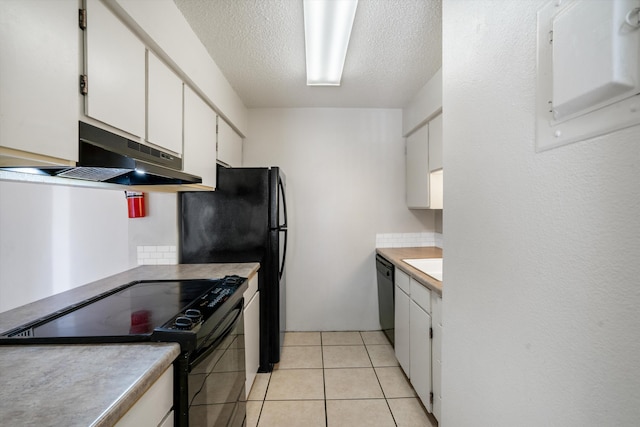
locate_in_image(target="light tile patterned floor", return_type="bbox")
[247,331,438,427]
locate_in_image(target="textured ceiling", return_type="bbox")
[173,0,442,109]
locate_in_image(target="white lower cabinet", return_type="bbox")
[115,366,173,427]
[244,275,260,397]
[395,282,411,376]
[432,294,443,421]
[410,299,432,413]
[395,268,411,376]
[394,268,439,415]
[158,411,174,427]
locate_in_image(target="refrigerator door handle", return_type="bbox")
[279,174,288,229]
[279,228,288,280]
[277,171,288,280]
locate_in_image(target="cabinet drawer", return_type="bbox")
[395,269,410,295]
[410,279,431,313]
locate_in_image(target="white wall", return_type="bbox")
[244,108,435,331]
[0,181,178,313]
[126,192,179,266]
[0,181,132,312]
[442,1,640,425]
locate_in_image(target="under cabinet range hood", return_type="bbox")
[3,122,202,186]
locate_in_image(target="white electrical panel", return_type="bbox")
[536,0,640,151]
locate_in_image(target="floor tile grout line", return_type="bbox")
[321,332,329,427]
[256,332,430,426]
[361,331,399,427]
[253,371,271,427]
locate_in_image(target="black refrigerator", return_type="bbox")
[178,166,287,372]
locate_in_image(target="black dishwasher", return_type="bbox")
[376,254,395,346]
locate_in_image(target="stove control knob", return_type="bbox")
[184,309,203,323]
[174,316,193,330]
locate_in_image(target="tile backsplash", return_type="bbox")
[137,234,443,265]
[137,245,177,265]
[376,232,443,249]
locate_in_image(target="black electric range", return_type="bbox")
[0,275,249,427]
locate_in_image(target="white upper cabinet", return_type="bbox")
[217,118,243,167]
[428,113,443,209]
[428,113,442,172]
[403,68,443,210]
[0,0,77,166]
[84,0,145,138]
[115,0,248,136]
[184,86,216,189]
[406,113,443,210]
[147,51,183,155]
[406,124,430,209]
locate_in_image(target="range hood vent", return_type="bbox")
[56,166,132,182]
[2,122,202,186]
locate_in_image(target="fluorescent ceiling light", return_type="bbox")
[303,0,358,86]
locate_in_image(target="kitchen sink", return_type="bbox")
[402,258,443,281]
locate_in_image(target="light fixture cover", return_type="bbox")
[303,0,358,86]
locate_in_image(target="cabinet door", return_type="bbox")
[217,118,243,167]
[115,366,173,427]
[395,285,411,377]
[432,294,442,421]
[0,0,77,165]
[147,52,183,155]
[428,113,442,172]
[244,289,260,398]
[410,299,432,413]
[184,86,216,188]
[158,411,174,427]
[406,124,430,209]
[84,0,145,137]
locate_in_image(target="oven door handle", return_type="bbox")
[189,301,243,369]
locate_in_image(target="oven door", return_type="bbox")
[187,301,245,427]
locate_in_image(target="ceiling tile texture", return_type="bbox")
[173,0,442,108]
